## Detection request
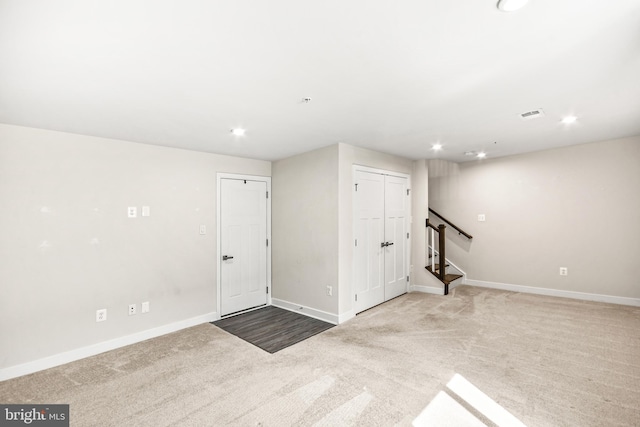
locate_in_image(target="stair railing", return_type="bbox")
[426,219,448,294]
[428,208,473,239]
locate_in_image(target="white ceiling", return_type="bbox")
[1,0,639,162]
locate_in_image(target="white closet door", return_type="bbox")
[384,175,408,301]
[353,170,385,314]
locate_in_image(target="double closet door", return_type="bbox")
[353,168,409,314]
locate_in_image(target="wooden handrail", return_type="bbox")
[428,208,473,239]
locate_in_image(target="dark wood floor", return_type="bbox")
[212,306,334,353]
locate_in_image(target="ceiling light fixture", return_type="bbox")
[432,143,443,151]
[561,116,577,125]
[497,0,529,12]
[477,152,487,159]
[230,128,246,137]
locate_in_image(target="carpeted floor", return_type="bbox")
[1,285,639,426]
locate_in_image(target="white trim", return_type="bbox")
[409,284,444,295]
[465,279,640,307]
[0,312,218,381]
[352,165,411,313]
[217,173,272,317]
[338,310,356,324]
[271,298,339,325]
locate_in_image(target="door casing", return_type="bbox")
[216,173,272,318]
[352,165,411,314]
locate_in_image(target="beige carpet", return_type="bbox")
[2,285,639,426]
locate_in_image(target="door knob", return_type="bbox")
[386,242,394,246]
[380,242,394,248]
[222,255,234,260]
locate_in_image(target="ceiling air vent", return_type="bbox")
[520,109,545,120]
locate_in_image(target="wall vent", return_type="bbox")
[520,109,545,120]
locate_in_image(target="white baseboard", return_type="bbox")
[338,310,355,324]
[465,279,640,307]
[409,284,444,295]
[271,298,339,325]
[0,312,218,382]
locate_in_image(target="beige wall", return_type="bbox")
[337,143,414,317]
[428,136,640,298]
[271,145,339,314]
[0,124,271,369]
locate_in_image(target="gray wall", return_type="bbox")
[428,136,640,298]
[271,145,339,314]
[0,124,270,369]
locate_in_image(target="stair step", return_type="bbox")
[441,274,463,285]
[425,267,463,285]
[425,264,450,272]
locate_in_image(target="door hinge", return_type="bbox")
[407,189,410,196]
[266,191,269,198]
[266,239,269,247]
[406,275,410,282]
[355,294,358,302]
[407,232,410,239]
[266,286,269,294]
[355,239,357,247]
[355,183,358,192]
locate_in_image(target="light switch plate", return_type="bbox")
[142,206,150,217]
[199,225,206,235]
[478,214,486,222]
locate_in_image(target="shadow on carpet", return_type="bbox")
[211,306,334,353]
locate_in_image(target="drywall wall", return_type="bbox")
[428,136,640,298]
[0,124,270,371]
[410,159,442,291]
[271,145,339,316]
[337,144,414,318]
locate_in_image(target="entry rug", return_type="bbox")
[212,306,334,353]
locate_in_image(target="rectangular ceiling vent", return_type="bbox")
[520,109,545,120]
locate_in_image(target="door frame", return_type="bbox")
[216,173,272,318]
[352,165,411,313]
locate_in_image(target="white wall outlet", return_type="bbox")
[326,285,333,296]
[559,267,568,276]
[96,309,107,322]
[128,303,137,315]
[199,225,206,235]
[128,207,137,218]
[142,206,150,217]
[141,301,150,313]
[478,214,486,222]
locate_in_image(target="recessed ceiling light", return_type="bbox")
[497,0,529,12]
[477,152,487,159]
[230,128,246,137]
[432,143,443,151]
[464,151,476,156]
[561,116,577,124]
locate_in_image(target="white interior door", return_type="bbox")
[384,175,408,301]
[220,178,268,316]
[353,171,385,314]
[353,168,409,314]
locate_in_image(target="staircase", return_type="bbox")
[425,209,472,295]
[426,251,463,295]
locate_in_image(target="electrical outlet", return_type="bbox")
[129,303,137,316]
[96,309,107,322]
[128,207,137,218]
[326,286,333,296]
[141,301,150,313]
[559,267,568,276]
